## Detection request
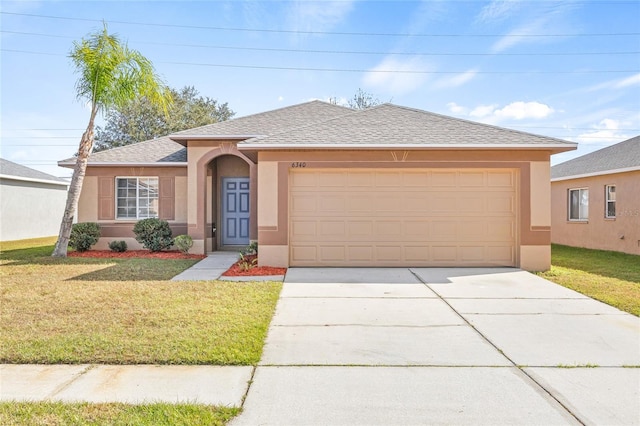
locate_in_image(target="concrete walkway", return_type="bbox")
[2,268,638,425]
[170,251,238,281]
[170,252,286,281]
[233,267,640,426]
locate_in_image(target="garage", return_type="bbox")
[289,168,517,267]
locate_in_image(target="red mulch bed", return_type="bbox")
[222,254,287,277]
[68,250,206,260]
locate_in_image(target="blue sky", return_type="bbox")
[2,0,639,177]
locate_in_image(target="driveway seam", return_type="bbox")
[238,366,257,409]
[409,269,587,426]
[46,364,95,400]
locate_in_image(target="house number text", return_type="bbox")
[291,162,307,168]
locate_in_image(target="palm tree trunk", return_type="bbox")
[52,107,98,257]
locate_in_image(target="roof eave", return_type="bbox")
[238,143,578,153]
[169,134,263,145]
[0,174,69,186]
[551,166,640,182]
[57,161,187,168]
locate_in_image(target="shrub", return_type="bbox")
[69,222,100,252]
[240,241,258,256]
[174,235,193,254]
[108,240,128,253]
[133,218,174,252]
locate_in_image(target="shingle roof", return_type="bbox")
[0,158,68,184]
[551,136,640,180]
[171,100,353,138]
[58,136,187,165]
[61,100,577,166]
[240,103,576,149]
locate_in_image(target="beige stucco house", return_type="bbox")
[551,136,640,255]
[60,101,577,271]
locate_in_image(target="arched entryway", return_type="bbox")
[192,144,257,254]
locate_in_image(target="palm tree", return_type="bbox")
[52,24,171,257]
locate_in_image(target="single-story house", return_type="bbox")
[0,158,69,242]
[551,136,640,255]
[60,101,577,270]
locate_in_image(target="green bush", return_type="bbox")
[174,235,193,254]
[240,241,258,256]
[69,222,100,252]
[133,218,173,252]
[108,240,128,253]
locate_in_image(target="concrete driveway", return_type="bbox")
[233,268,640,426]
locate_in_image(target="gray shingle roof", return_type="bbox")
[551,136,640,180]
[240,104,576,148]
[59,136,187,165]
[171,100,353,138]
[62,100,577,166]
[0,158,68,184]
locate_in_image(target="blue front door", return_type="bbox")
[222,178,250,246]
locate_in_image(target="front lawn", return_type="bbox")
[0,402,239,426]
[0,239,282,364]
[539,244,640,316]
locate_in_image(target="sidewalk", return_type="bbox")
[0,364,252,406]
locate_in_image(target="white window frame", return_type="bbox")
[115,177,159,220]
[568,188,589,221]
[605,185,616,219]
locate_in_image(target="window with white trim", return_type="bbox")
[116,177,159,219]
[605,185,616,218]
[568,188,589,221]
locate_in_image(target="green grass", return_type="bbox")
[0,402,239,425]
[0,239,282,364]
[539,244,640,316]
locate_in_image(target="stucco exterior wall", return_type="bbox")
[551,170,640,255]
[76,166,188,250]
[0,178,68,241]
[256,149,553,271]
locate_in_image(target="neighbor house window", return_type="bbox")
[116,177,159,219]
[568,188,589,221]
[605,185,616,218]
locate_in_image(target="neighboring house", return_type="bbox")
[0,158,69,242]
[551,136,640,255]
[59,101,576,270]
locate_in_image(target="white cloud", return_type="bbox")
[452,101,555,123]
[494,101,554,120]
[477,0,523,23]
[583,73,640,92]
[277,96,284,102]
[490,2,577,53]
[286,0,355,34]
[470,104,498,118]
[613,73,640,89]
[573,119,631,144]
[363,56,431,95]
[491,18,545,53]
[432,69,478,89]
[446,102,467,114]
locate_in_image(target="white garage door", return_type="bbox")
[289,169,517,267]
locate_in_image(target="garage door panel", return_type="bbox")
[289,169,517,267]
[431,171,458,186]
[319,246,345,261]
[291,220,317,239]
[403,172,430,187]
[348,246,374,261]
[459,171,485,186]
[347,171,374,187]
[488,171,515,187]
[291,246,317,263]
